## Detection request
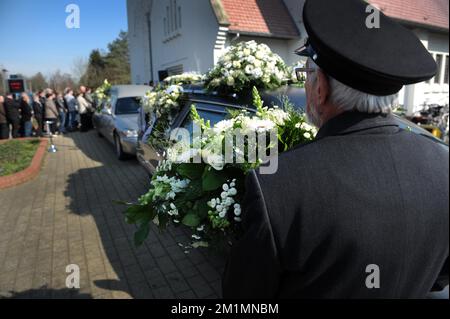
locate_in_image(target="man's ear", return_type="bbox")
[316,70,330,105]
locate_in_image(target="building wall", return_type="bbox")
[127,0,153,84]
[151,0,219,82]
[400,28,449,115]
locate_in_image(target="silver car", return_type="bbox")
[93,85,151,160]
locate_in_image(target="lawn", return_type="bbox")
[0,139,41,176]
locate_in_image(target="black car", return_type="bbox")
[137,84,448,175]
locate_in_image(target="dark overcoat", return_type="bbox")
[223,111,449,299]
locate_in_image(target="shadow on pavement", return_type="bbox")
[61,131,225,299]
[0,286,93,299]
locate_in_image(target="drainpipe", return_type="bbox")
[230,32,240,43]
[146,0,154,83]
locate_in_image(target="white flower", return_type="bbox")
[234,217,242,222]
[303,132,311,139]
[214,119,235,133]
[219,211,226,218]
[207,199,217,208]
[196,225,205,232]
[245,65,255,75]
[295,123,301,129]
[222,184,229,191]
[192,234,202,240]
[228,188,237,196]
[252,67,263,78]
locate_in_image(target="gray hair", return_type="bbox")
[309,60,397,114]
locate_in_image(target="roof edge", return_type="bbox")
[394,18,449,34]
[228,30,300,40]
[210,0,230,26]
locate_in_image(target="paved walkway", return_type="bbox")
[0,131,225,299]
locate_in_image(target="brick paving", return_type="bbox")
[0,131,226,299]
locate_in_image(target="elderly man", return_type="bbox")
[77,86,92,132]
[222,0,448,298]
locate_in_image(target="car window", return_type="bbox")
[115,97,141,115]
[181,103,228,135]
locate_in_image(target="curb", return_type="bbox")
[0,138,49,189]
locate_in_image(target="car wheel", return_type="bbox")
[114,134,127,161]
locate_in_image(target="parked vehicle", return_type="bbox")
[137,84,448,175]
[93,85,151,160]
[410,103,449,140]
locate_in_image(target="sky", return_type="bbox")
[0,0,128,79]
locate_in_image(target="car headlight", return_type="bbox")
[122,129,138,138]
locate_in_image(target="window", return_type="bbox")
[167,64,184,76]
[163,0,182,38]
[115,97,141,115]
[182,106,228,136]
[445,55,449,84]
[434,54,443,84]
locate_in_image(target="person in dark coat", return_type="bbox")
[32,94,44,137]
[20,93,33,137]
[222,0,448,299]
[0,95,9,139]
[4,93,21,138]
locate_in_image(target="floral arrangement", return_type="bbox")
[124,88,316,249]
[205,40,290,95]
[163,72,205,86]
[93,79,112,111]
[141,84,184,151]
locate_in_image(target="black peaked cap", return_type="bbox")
[296,0,437,96]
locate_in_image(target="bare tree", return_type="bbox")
[72,56,88,84]
[48,70,76,93]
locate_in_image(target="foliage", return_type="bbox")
[124,88,316,248]
[163,72,205,86]
[93,79,112,111]
[81,31,131,88]
[141,84,184,152]
[204,40,290,95]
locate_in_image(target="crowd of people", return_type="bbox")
[0,86,96,140]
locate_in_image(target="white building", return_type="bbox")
[127,0,448,114]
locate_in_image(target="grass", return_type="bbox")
[0,139,41,177]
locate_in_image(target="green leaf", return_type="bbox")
[202,167,227,192]
[134,223,150,247]
[178,179,203,201]
[195,198,210,219]
[192,241,209,248]
[182,214,201,227]
[125,204,155,225]
[176,163,205,179]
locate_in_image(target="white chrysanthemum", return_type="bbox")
[242,118,276,133]
[213,119,235,133]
